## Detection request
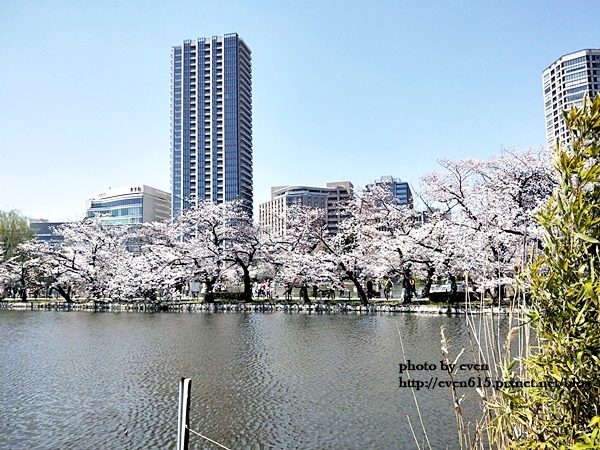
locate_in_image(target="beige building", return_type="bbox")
[259,181,353,236]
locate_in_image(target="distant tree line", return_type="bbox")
[0,146,554,305]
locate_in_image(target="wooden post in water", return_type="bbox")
[177,377,192,450]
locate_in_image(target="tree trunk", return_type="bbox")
[421,266,435,299]
[203,279,216,303]
[347,272,369,306]
[241,264,252,302]
[448,273,457,304]
[19,271,27,302]
[335,261,369,306]
[300,284,311,305]
[53,285,72,303]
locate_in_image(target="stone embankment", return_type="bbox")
[0,300,514,315]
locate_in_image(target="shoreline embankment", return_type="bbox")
[0,299,516,315]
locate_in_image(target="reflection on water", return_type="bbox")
[0,310,512,449]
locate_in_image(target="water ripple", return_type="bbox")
[0,310,510,449]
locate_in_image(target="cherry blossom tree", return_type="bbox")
[34,217,134,301]
[305,191,396,306]
[418,147,555,299]
[0,210,38,300]
[138,201,244,302]
[138,199,265,302]
[222,205,268,302]
[2,240,47,301]
[266,206,335,304]
[3,147,555,306]
[0,245,6,285]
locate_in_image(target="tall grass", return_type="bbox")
[436,95,600,449]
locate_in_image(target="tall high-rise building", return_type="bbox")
[171,33,252,218]
[543,49,600,148]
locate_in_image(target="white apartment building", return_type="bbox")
[543,49,600,148]
[86,185,171,225]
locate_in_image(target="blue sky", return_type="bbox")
[0,0,598,221]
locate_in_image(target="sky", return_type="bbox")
[0,0,598,222]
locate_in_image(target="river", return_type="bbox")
[0,310,511,449]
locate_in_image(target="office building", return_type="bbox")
[29,219,65,244]
[171,33,253,218]
[86,185,171,225]
[325,181,354,234]
[367,176,412,206]
[259,181,353,236]
[543,49,600,148]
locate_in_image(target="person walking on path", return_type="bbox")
[284,282,293,301]
[402,268,412,303]
[366,279,374,300]
[384,277,393,300]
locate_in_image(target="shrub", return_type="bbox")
[210,292,247,302]
[491,95,600,448]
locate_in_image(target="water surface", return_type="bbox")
[0,310,509,449]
